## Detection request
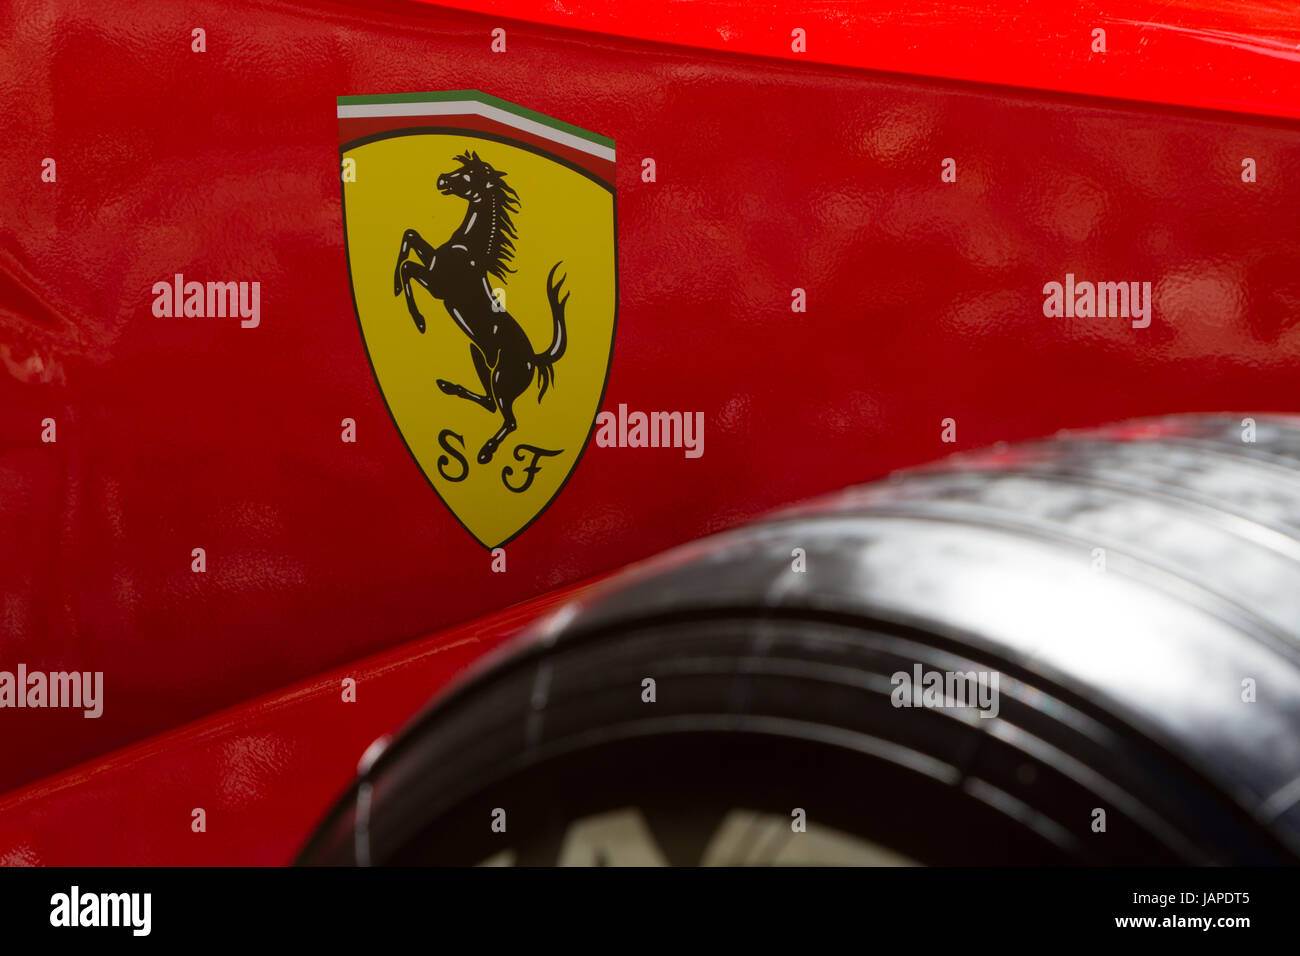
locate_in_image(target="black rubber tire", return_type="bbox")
[299,414,1300,865]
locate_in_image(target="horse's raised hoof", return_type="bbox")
[436,379,458,395]
[412,313,426,334]
[393,270,402,296]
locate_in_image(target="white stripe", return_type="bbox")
[337,100,615,162]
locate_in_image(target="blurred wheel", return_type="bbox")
[299,414,1300,865]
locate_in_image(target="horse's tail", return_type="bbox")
[534,262,569,402]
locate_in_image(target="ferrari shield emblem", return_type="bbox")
[338,91,617,547]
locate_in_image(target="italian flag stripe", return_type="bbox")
[337,90,615,161]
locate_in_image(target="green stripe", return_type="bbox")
[336,89,614,149]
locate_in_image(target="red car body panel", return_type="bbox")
[0,0,1297,862]
[0,578,599,865]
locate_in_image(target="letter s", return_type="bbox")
[437,429,469,482]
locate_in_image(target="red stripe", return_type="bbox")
[339,112,614,184]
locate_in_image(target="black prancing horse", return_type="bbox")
[393,150,568,465]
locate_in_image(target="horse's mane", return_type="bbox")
[456,150,520,282]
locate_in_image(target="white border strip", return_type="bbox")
[337,100,615,162]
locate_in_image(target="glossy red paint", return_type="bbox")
[1,0,1298,861]
[0,576,601,866]
[446,0,1300,122]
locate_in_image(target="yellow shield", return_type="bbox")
[339,92,617,547]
